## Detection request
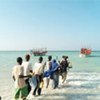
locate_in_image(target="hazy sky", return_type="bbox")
[0,0,100,50]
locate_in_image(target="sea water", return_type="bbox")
[0,51,100,100]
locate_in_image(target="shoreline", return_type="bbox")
[26,81,100,100]
[0,72,100,100]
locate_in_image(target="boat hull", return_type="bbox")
[30,49,47,56]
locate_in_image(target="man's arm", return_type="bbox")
[12,75,15,81]
[29,63,33,73]
[19,74,32,78]
[19,66,32,78]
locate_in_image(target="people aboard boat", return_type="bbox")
[80,48,92,57]
[30,48,47,56]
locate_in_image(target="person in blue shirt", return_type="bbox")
[51,59,59,89]
[44,59,59,89]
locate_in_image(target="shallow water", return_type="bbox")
[0,51,100,100]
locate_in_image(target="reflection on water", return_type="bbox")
[87,55,100,58]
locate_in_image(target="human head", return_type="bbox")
[48,56,52,61]
[65,56,68,60]
[53,59,56,63]
[17,57,23,65]
[62,55,65,61]
[62,56,65,58]
[39,56,43,63]
[25,54,30,61]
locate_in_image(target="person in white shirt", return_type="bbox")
[12,57,28,100]
[33,56,45,95]
[45,56,52,88]
[22,54,33,94]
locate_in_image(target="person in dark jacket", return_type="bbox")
[60,56,69,83]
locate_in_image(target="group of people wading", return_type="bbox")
[12,54,72,100]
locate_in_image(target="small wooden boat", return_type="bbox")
[30,48,47,56]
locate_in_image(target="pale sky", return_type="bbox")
[0,0,100,51]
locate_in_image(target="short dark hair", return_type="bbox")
[48,56,52,61]
[17,57,23,65]
[62,55,68,60]
[25,54,30,61]
[62,56,65,58]
[53,59,56,63]
[39,56,43,63]
[65,56,68,60]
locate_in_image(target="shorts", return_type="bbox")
[14,85,28,99]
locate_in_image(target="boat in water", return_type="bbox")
[30,48,47,56]
[79,48,92,57]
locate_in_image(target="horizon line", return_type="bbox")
[0,50,100,52]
